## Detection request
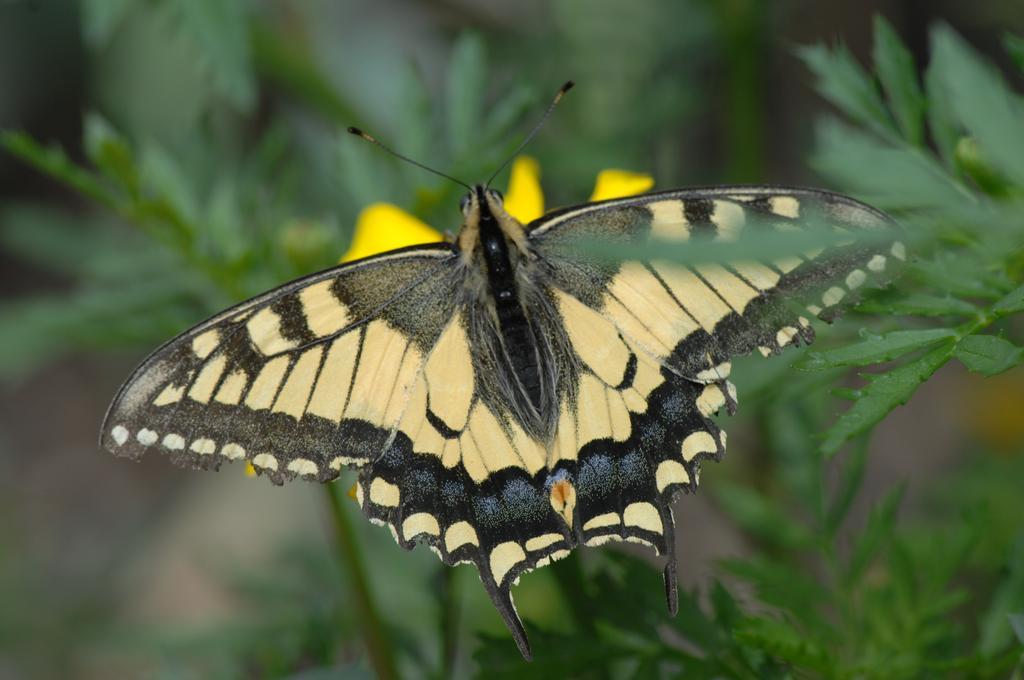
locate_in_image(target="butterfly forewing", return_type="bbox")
[531,186,901,376]
[521,186,901,616]
[101,245,462,483]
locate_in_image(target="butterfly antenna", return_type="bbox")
[485,80,575,188]
[347,127,472,191]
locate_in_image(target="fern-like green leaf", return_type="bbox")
[845,485,903,587]
[733,617,831,672]
[712,483,814,549]
[0,131,117,209]
[954,335,1024,376]
[163,0,256,110]
[446,33,487,157]
[81,0,134,47]
[810,118,963,210]
[994,285,1024,315]
[930,24,1024,186]
[803,328,957,370]
[856,293,979,317]
[873,15,925,144]
[820,343,954,455]
[1006,34,1024,72]
[798,42,896,140]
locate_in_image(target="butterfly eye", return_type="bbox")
[487,189,504,205]
[459,194,471,214]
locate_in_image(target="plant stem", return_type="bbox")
[713,0,766,182]
[324,485,398,680]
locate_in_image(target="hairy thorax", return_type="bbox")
[456,187,568,444]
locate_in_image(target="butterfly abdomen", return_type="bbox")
[478,193,544,413]
[495,298,542,406]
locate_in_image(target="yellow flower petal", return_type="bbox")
[340,203,444,263]
[503,156,544,223]
[245,462,256,477]
[589,169,654,202]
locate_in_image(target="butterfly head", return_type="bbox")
[456,185,526,258]
[459,185,504,217]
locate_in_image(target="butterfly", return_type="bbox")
[100,83,901,660]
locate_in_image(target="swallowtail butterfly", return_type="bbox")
[101,82,901,659]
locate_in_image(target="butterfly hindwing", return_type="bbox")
[101,245,463,483]
[352,307,572,658]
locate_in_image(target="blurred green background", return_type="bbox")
[2,1,1024,678]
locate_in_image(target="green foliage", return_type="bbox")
[2,9,1023,679]
[818,345,953,455]
[1007,34,1024,72]
[82,0,255,110]
[800,20,1024,456]
[955,334,1024,376]
[802,328,958,369]
[872,16,926,145]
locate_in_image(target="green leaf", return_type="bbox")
[954,334,1024,376]
[712,483,813,549]
[249,21,359,126]
[0,131,116,209]
[825,438,869,536]
[1005,33,1024,72]
[482,84,535,143]
[83,113,138,196]
[979,538,1024,655]
[799,42,896,140]
[803,328,957,370]
[391,63,433,172]
[723,558,829,615]
[164,0,256,110]
[205,177,248,263]
[709,581,741,631]
[446,32,486,157]
[1010,614,1024,645]
[821,342,954,455]
[810,118,964,211]
[474,628,624,678]
[912,252,1011,300]
[0,282,194,379]
[994,285,1024,315]
[856,293,979,317]
[81,0,134,47]
[954,135,1017,196]
[930,24,1024,186]
[138,142,200,229]
[873,16,925,144]
[924,52,960,170]
[845,486,904,587]
[669,587,720,651]
[733,617,831,672]
[0,206,145,279]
